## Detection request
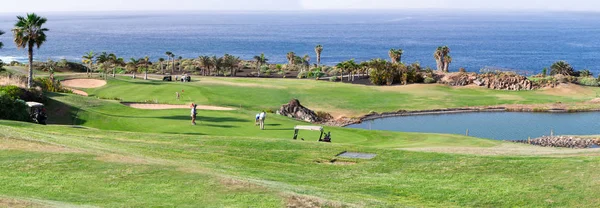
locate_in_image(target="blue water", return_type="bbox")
[1,11,600,74]
[347,112,600,140]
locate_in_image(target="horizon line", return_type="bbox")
[2,8,600,15]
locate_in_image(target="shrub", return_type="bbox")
[424,77,436,84]
[10,61,21,66]
[459,68,466,73]
[579,69,592,77]
[34,78,71,93]
[0,92,30,122]
[329,76,339,82]
[0,85,45,103]
[315,111,333,121]
[577,77,599,86]
[297,71,307,79]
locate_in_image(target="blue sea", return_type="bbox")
[1,11,600,74]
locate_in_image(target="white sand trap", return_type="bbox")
[122,103,235,111]
[62,79,107,88]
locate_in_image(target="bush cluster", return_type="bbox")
[0,91,31,122]
[0,85,45,103]
[34,78,71,93]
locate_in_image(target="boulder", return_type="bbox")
[277,99,321,123]
[440,72,536,91]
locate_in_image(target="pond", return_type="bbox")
[346,112,600,140]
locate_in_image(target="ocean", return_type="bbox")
[1,11,600,74]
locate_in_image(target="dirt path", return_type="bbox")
[399,143,600,157]
[62,79,107,88]
[122,103,235,111]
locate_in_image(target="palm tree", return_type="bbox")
[12,13,49,88]
[286,52,296,65]
[346,59,359,82]
[127,58,139,79]
[165,51,172,74]
[550,61,575,76]
[141,56,151,80]
[177,56,183,71]
[388,48,404,64]
[0,30,4,49]
[253,53,268,77]
[434,46,451,72]
[443,55,452,73]
[107,53,118,77]
[96,52,109,79]
[302,55,310,72]
[315,45,323,67]
[211,56,224,76]
[170,53,176,74]
[199,56,212,76]
[82,51,95,77]
[158,57,165,74]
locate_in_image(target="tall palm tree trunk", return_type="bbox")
[144,70,148,80]
[27,45,33,88]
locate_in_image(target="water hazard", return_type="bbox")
[347,112,600,141]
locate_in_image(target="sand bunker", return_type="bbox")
[68,88,89,96]
[122,103,235,111]
[61,79,107,88]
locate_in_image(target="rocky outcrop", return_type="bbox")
[277,99,321,123]
[440,72,536,91]
[512,136,599,149]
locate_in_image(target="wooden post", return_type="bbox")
[551,129,554,137]
[466,129,469,136]
[528,137,531,144]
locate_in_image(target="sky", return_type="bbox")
[3,0,600,13]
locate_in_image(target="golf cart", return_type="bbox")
[293,126,331,142]
[26,102,47,125]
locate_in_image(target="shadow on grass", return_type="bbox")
[45,93,87,125]
[161,115,249,123]
[163,132,206,136]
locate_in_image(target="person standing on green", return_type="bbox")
[190,103,197,125]
[258,111,266,130]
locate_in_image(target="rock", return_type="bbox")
[440,72,536,91]
[277,99,321,123]
[511,136,599,149]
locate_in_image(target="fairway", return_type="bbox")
[2,76,600,207]
[85,77,600,117]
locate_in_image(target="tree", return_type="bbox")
[223,54,241,77]
[12,13,49,88]
[127,58,139,79]
[158,57,165,74]
[346,59,359,82]
[315,45,323,67]
[170,53,176,74]
[108,53,118,77]
[211,56,223,76]
[388,48,404,64]
[434,46,451,72]
[253,53,268,77]
[550,61,575,76]
[199,56,212,76]
[82,51,95,77]
[96,52,109,79]
[302,55,310,72]
[286,52,296,65]
[178,56,183,71]
[0,30,4,49]
[140,56,151,80]
[443,55,452,73]
[165,51,172,74]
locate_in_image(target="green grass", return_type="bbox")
[86,77,600,117]
[1,121,600,207]
[2,76,600,207]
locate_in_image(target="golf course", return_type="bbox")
[2,74,600,207]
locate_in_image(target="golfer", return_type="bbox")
[258,111,266,130]
[190,103,197,125]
